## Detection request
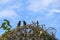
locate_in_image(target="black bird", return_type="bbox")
[23,20,26,26]
[17,21,21,27]
[37,21,39,26]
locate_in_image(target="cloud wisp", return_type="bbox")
[0,0,12,4]
[26,0,57,12]
[0,10,18,18]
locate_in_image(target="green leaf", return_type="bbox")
[6,28,10,31]
[4,19,12,28]
[4,19,10,25]
[0,22,6,28]
[3,26,7,30]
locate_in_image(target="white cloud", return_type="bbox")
[11,4,20,9]
[0,9,18,18]
[0,0,23,10]
[9,3,23,10]
[27,0,56,12]
[0,9,22,24]
[27,0,51,11]
[45,9,60,19]
[51,9,60,13]
[46,13,54,18]
[0,0,11,4]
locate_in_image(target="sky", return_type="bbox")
[0,0,60,39]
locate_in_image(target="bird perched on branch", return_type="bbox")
[17,21,21,27]
[23,20,26,26]
[16,21,21,32]
[37,21,39,26]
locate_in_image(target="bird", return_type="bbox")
[37,21,39,26]
[16,21,21,32]
[23,20,26,26]
[17,21,21,27]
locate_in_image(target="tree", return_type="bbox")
[0,20,57,40]
[0,19,12,40]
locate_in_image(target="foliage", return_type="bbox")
[0,19,12,31]
[0,20,57,40]
[0,19,12,40]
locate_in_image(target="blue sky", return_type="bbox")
[0,0,60,39]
